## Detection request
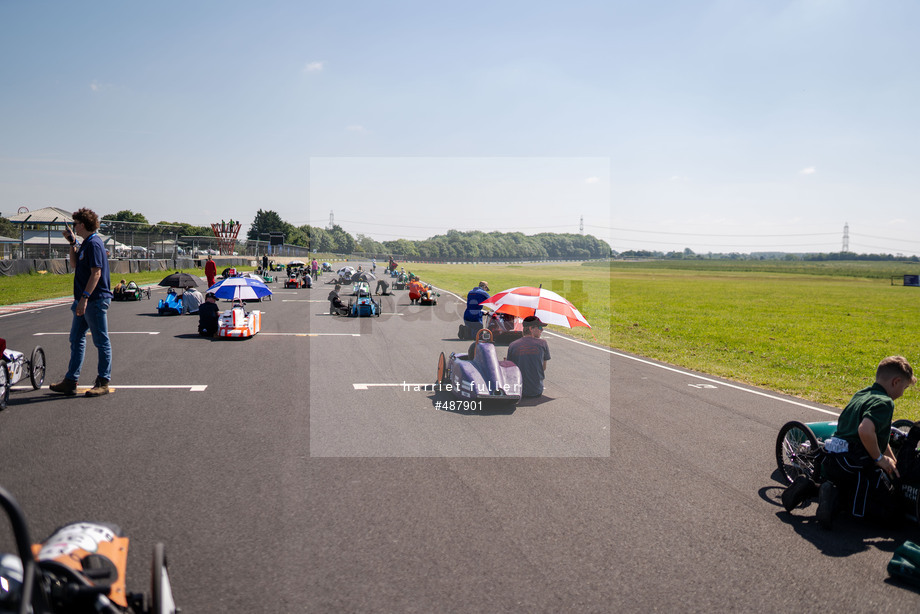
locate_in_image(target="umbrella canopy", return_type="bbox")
[355,271,376,282]
[158,272,200,288]
[479,286,591,329]
[208,276,273,301]
[288,260,306,266]
[322,262,331,267]
[337,266,356,276]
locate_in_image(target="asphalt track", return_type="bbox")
[1,266,918,612]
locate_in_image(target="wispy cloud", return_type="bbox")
[668,175,689,182]
[799,166,817,175]
[345,125,366,133]
[303,61,324,73]
[585,176,600,184]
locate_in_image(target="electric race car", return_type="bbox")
[112,282,149,302]
[283,275,302,289]
[0,339,46,411]
[776,418,920,522]
[0,485,177,614]
[435,329,522,405]
[217,303,262,338]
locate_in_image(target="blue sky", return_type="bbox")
[2,1,919,254]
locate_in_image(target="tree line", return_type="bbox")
[246,209,612,260]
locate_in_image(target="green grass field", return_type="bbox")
[5,259,920,419]
[0,266,256,306]
[411,260,920,420]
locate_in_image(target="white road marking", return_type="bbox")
[14,384,207,391]
[542,331,839,417]
[260,332,360,337]
[34,332,160,336]
[353,383,433,390]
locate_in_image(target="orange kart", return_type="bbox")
[0,485,177,613]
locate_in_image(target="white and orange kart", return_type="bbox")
[0,485,177,613]
[217,302,262,339]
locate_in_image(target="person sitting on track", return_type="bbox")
[782,356,916,528]
[198,292,220,337]
[113,279,127,299]
[328,284,348,315]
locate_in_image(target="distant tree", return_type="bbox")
[0,215,17,238]
[102,210,149,224]
[247,210,287,242]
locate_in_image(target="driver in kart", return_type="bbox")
[783,356,916,528]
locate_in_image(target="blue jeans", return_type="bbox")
[66,297,112,382]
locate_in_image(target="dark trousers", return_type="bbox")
[823,452,901,522]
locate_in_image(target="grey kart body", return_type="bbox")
[447,342,522,404]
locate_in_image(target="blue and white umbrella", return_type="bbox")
[207,276,273,301]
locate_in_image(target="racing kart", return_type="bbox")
[0,485,177,614]
[155,294,182,316]
[0,339,46,411]
[392,274,409,291]
[418,285,438,306]
[435,330,522,405]
[112,282,149,302]
[459,312,524,342]
[217,302,262,338]
[776,418,920,521]
[283,275,302,289]
[350,296,381,317]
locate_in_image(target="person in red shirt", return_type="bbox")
[205,254,217,289]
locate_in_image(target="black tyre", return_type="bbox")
[151,543,177,614]
[776,420,821,484]
[29,346,46,390]
[0,360,9,411]
[893,419,914,430]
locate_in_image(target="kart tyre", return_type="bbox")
[893,419,914,430]
[29,346,46,390]
[151,542,177,614]
[436,352,447,386]
[776,420,821,484]
[0,360,9,411]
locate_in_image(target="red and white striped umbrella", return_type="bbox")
[479,286,591,329]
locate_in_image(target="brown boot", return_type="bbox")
[49,379,77,396]
[85,377,110,397]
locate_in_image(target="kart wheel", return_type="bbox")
[436,352,447,386]
[0,360,9,411]
[893,419,914,430]
[29,346,46,390]
[151,543,177,614]
[776,421,821,484]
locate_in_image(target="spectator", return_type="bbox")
[182,285,204,314]
[205,254,217,289]
[507,316,551,397]
[50,208,113,397]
